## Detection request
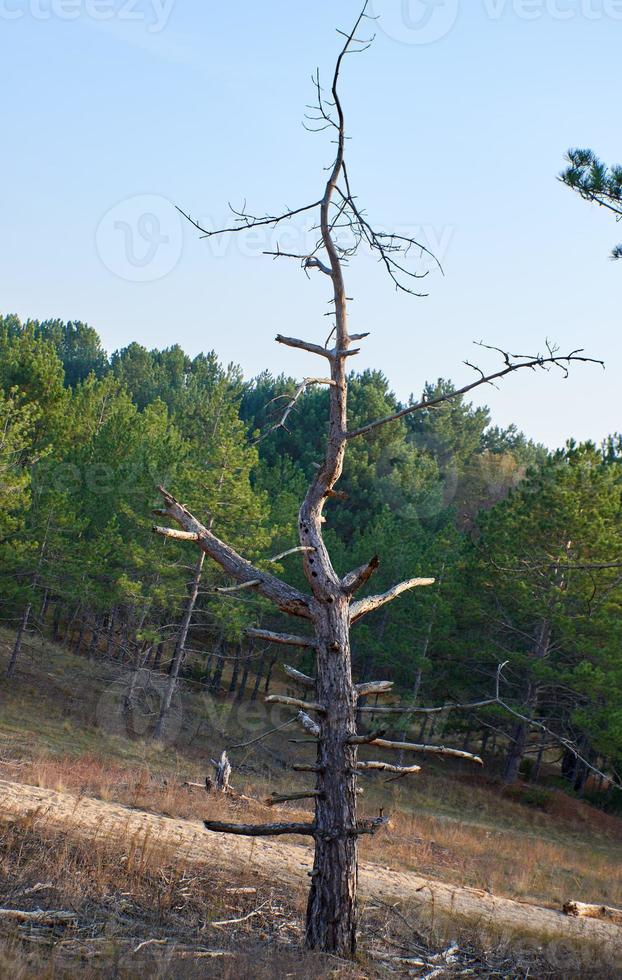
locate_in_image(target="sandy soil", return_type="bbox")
[1,777,620,950]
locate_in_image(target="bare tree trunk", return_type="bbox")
[141,644,154,668]
[6,602,31,678]
[211,649,225,693]
[305,599,358,955]
[504,651,543,785]
[206,751,232,793]
[39,589,49,623]
[411,667,422,703]
[236,642,252,702]
[250,652,265,702]
[228,642,241,695]
[263,652,278,695]
[154,551,204,740]
[52,602,62,642]
[532,728,547,783]
[63,604,80,645]
[503,720,529,784]
[74,617,87,655]
[117,619,129,662]
[106,607,117,659]
[87,617,101,660]
[202,652,214,686]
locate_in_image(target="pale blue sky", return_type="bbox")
[2,1,619,447]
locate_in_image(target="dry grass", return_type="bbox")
[2,745,620,920]
[0,814,358,979]
[1,622,621,915]
[1,628,622,977]
[359,796,622,910]
[0,814,616,979]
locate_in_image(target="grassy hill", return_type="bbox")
[1,628,621,978]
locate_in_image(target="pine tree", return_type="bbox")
[560,148,622,259]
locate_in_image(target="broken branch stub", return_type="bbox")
[204,820,316,837]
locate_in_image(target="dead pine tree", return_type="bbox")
[153,4,601,958]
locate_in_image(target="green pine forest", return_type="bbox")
[1,313,621,800]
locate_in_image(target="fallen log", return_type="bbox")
[563,901,622,926]
[0,908,78,927]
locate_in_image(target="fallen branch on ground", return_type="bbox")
[563,901,622,926]
[0,908,78,927]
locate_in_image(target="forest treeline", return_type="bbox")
[1,314,621,797]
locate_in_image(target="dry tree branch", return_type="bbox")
[265,694,326,714]
[282,663,316,687]
[296,710,321,738]
[245,628,316,649]
[152,526,199,543]
[265,791,323,806]
[211,580,261,594]
[350,737,483,765]
[257,377,335,442]
[268,546,316,563]
[226,716,299,750]
[341,555,380,595]
[204,820,316,837]
[275,334,335,360]
[350,577,435,623]
[357,665,509,716]
[348,344,604,440]
[153,487,311,619]
[355,761,421,776]
[355,680,394,697]
[176,199,323,240]
[494,695,621,788]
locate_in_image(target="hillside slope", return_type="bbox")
[2,777,621,952]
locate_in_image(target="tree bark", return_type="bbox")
[305,597,358,956]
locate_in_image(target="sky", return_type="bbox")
[2,0,620,448]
